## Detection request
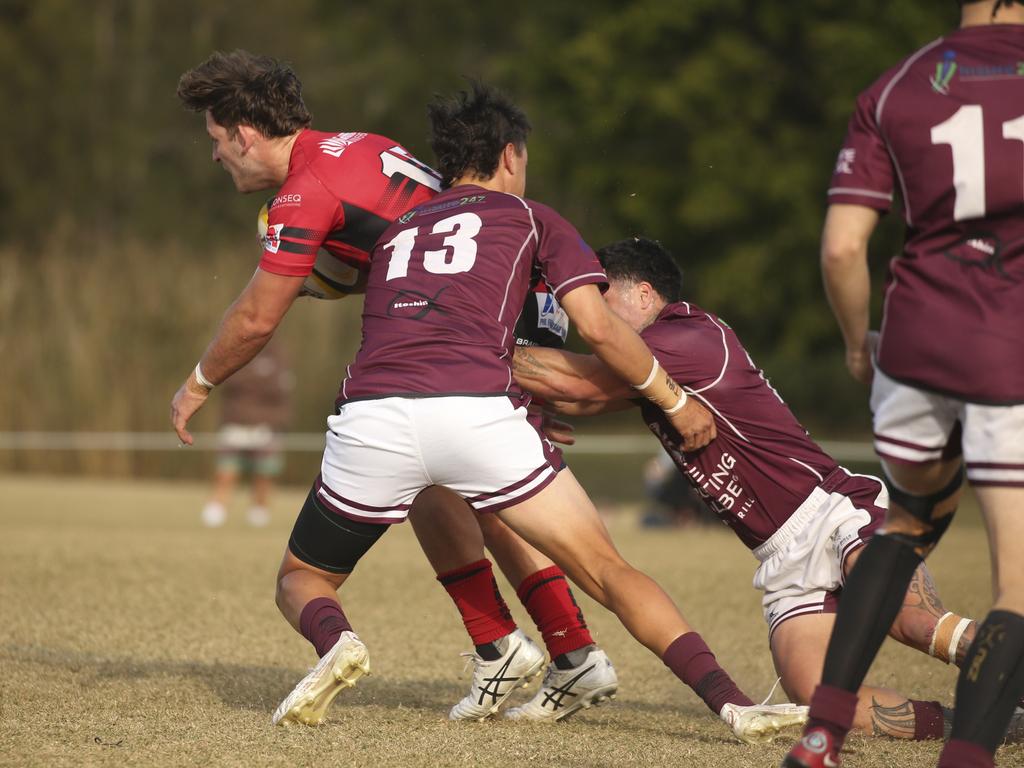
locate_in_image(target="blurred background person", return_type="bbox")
[200,340,294,527]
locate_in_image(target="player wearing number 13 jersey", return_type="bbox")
[785,4,1024,768]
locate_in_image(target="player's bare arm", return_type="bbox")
[558,283,716,452]
[513,345,630,403]
[170,268,305,444]
[820,204,880,385]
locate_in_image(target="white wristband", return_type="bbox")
[194,362,215,390]
[633,357,660,391]
[663,391,687,414]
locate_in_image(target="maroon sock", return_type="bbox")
[437,559,517,645]
[911,699,946,741]
[516,566,594,659]
[937,739,995,768]
[662,632,754,713]
[806,684,859,749]
[299,597,352,658]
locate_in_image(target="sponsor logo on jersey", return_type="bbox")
[930,50,957,94]
[536,293,569,342]
[318,132,368,158]
[270,193,302,208]
[944,234,1014,280]
[262,223,284,254]
[387,287,449,320]
[834,148,856,175]
[401,194,488,224]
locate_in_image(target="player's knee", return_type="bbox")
[880,464,962,556]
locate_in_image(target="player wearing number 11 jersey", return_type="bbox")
[784,4,1024,768]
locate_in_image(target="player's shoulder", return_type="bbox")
[854,35,947,104]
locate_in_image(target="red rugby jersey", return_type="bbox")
[828,24,1024,404]
[258,130,440,277]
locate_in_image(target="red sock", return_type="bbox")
[299,597,352,658]
[938,739,994,768]
[662,632,753,713]
[911,699,945,740]
[806,684,859,749]
[437,559,517,645]
[516,566,594,659]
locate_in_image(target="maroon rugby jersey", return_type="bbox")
[340,185,607,401]
[258,130,440,277]
[639,302,880,550]
[829,24,1024,403]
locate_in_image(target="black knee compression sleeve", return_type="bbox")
[821,534,923,692]
[950,610,1024,753]
[880,466,962,555]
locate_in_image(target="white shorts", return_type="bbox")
[753,470,887,639]
[871,368,1024,487]
[316,396,562,523]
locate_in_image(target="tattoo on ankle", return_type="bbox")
[870,697,916,739]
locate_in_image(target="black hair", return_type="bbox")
[959,0,1017,17]
[178,50,312,137]
[427,81,531,189]
[596,237,684,303]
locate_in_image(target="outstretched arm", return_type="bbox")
[512,345,632,403]
[170,268,305,444]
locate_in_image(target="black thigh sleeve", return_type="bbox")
[287,485,391,574]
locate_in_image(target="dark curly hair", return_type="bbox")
[177,50,312,138]
[597,237,684,304]
[427,81,531,189]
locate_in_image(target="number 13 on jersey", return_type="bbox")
[383,212,482,280]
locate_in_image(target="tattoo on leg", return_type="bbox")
[870,697,916,739]
[903,566,945,619]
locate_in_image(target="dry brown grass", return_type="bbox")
[1,475,1019,767]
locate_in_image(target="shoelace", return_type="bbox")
[459,651,481,676]
[759,676,784,706]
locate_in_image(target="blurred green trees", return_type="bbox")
[0,0,956,442]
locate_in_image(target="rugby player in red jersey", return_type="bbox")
[781,2,1024,766]
[512,236,994,742]
[266,80,811,741]
[168,51,615,725]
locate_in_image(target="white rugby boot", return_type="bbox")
[504,647,618,722]
[720,701,809,744]
[449,629,545,721]
[272,631,371,726]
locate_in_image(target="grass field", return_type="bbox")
[1,474,1019,768]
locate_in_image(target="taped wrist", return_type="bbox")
[632,357,686,413]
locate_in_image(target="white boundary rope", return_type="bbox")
[0,431,878,460]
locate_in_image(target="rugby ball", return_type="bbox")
[257,201,367,300]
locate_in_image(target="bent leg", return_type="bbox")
[497,469,758,719]
[496,469,691,655]
[772,613,947,740]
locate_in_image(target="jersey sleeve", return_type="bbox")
[530,203,608,300]
[640,317,710,389]
[258,174,343,277]
[826,83,896,212]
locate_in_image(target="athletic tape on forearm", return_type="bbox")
[631,358,686,414]
[194,362,215,390]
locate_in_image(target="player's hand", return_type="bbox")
[845,331,878,386]
[170,372,211,445]
[667,397,716,452]
[540,411,576,446]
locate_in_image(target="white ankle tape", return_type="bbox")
[928,612,953,658]
[929,612,971,664]
[947,617,971,664]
